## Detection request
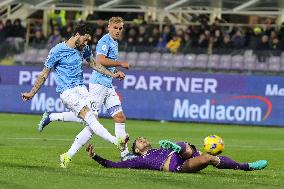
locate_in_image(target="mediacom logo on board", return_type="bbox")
[173,96,272,122]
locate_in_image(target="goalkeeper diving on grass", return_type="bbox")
[86,137,268,173]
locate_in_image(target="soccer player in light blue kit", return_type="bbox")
[21,23,127,168]
[89,16,130,158]
[38,17,131,160]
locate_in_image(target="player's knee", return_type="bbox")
[185,143,193,153]
[181,143,193,159]
[79,106,91,119]
[113,112,126,123]
[200,154,215,164]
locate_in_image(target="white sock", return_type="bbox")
[115,123,129,155]
[62,112,83,122]
[49,112,83,123]
[84,111,116,144]
[66,127,93,158]
[115,123,126,138]
[49,113,63,121]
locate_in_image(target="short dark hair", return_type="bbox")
[72,23,94,37]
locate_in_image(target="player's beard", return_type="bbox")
[75,39,85,51]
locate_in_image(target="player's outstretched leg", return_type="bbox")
[50,112,83,122]
[60,127,93,168]
[181,154,268,173]
[215,156,268,171]
[82,109,129,149]
[38,111,84,132]
[60,108,129,168]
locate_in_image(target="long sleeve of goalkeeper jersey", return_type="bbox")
[92,149,173,170]
[92,154,142,169]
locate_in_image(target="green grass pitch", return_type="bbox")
[0,113,283,189]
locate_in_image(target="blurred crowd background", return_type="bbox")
[1,8,284,73]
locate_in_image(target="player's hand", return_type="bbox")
[86,143,96,157]
[120,61,129,69]
[21,92,34,101]
[114,71,125,80]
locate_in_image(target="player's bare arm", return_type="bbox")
[88,57,115,77]
[97,54,129,69]
[88,58,125,80]
[86,144,96,157]
[21,67,50,101]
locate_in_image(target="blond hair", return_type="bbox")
[108,17,124,25]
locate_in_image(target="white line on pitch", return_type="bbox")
[7,137,73,141]
[4,137,284,151]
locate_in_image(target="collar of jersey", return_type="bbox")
[107,33,117,43]
[63,41,76,50]
[63,41,83,53]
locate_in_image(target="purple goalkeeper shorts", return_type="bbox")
[169,143,201,172]
[169,153,185,172]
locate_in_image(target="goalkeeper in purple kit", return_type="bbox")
[86,137,268,173]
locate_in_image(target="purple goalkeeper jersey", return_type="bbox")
[93,148,174,171]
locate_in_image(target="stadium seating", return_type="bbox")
[160,53,173,68]
[148,52,161,69]
[126,52,138,67]
[26,48,38,63]
[118,51,127,61]
[36,49,49,63]
[244,55,256,71]
[255,61,268,72]
[14,52,26,64]
[12,49,284,73]
[183,54,196,68]
[219,55,232,70]
[268,56,280,72]
[172,54,184,68]
[136,52,150,68]
[231,55,244,71]
[195,54,208,69]
[207,54,220,70]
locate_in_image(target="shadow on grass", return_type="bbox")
[0,161,58,172]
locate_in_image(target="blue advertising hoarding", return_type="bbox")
[0,65,284,126]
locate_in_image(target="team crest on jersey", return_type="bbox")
[45,54,51,62]
[90,101,97,111]
[102,44,107,52]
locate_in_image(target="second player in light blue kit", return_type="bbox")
[38,17,132,160]
[89,17,131,159]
